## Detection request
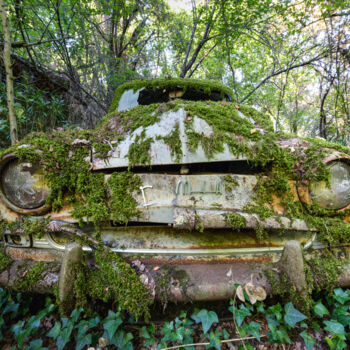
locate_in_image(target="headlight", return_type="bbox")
[309,161,350,210]
[0,154,50,214]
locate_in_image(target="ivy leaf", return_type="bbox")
[238,344,254,350]
[47,321,61,339]
[332,288,350,305]
[76,333,92,350]
[222,328,230,340]
[267,303,283,321]
[207,330,221,350]
[2,301,19,319]
[325,334,347,350]
[313,301,330,318]
[26,339,48,350]
[284,302,307,328]
[192,309,218,334]
[139,326,151,339]
[56,321,74,350]
[70,308,83,324]
[234,305,251,327]
[161,321,174,335]
[267,324,291,344]
[332,306,350,327]
[300,331,316,350]
[242,321,261,341]
[112,329,133,350]
[323,320,346,336]
[104,318,123,341]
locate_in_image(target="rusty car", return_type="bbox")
[0,78,350,314]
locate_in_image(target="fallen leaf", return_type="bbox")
[244,282,267,304]
[236,285,245,302]
[98,337,109,348]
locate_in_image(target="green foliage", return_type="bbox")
[0,286,350,348]
[191,309,218,334]
[283,302,307,328]
[0,77,67,148]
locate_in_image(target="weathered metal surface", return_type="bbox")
[0,153,51,215]
[2,249,350,300]
[58,243,83,314]
[173,208,313,231]
[1,159,50,209]
[0,171,319,233]
[5,246,63,262]
[92,108,247,170]
[162,264,273,302]
[26,222,315,266]
[278,241,308,300]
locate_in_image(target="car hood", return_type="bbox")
[92,100,274,170]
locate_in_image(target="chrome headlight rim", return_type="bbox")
[298,156,350,212]
[0,153,51,215]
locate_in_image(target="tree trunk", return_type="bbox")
[0,0,18,145]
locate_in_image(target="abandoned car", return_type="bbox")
[0,78,350,316]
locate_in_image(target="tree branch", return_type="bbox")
[239,52,330,103]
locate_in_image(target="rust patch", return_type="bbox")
[125,256,274,266]
[5,246,63,262]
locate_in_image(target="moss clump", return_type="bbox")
[156,123,183,162]
[71,247,152,321]
[224,212,246,231]
[224,175,239,192]
[108,171,141,224]
[14,261,48,292]
[0,251,12,271]
[127,130,153,167]
[266,252,344,314]
[305,254,343,293]
[265,268,312,314]
[108,78,233,114]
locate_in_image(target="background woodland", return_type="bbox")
[0,0,349,148]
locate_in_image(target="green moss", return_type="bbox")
[0,251,12,271]
[71,247,152,321]
[224,175,239,193]
[108,78,233,114]
[108,171,141,224]
[156,123,183,162]
[14,261,48,292]
[265,268,312,313]
[305,254,343,293]
[224,212,246,231]
[127,130,153,166]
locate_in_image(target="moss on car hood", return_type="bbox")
[108,78,234,114]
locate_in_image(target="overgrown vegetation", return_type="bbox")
[1,79,350,319]
[1,286,350,349]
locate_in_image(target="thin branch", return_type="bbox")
[8,36,73,48]
[160,336,266,350]
[239,51,330,103]
[188,42,217,77]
